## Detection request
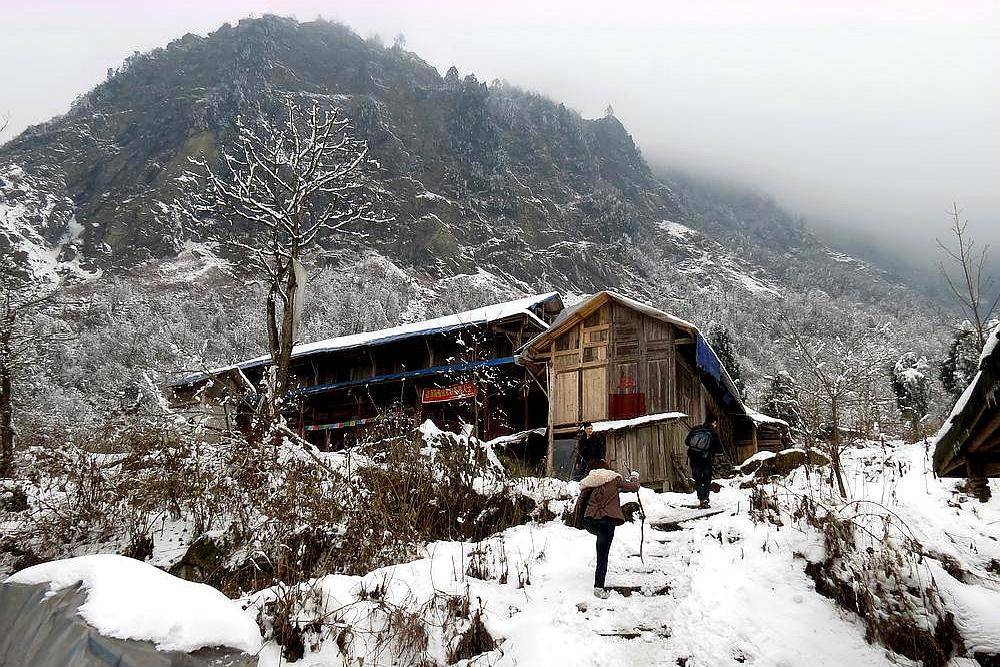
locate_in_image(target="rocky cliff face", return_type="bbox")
[1,16,690,291]
[0,15,935,339]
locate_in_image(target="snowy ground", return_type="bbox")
[243,439,999,666]
[5,439,998,666]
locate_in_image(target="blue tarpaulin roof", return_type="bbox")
[696,333,737,407]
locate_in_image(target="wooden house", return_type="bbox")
[933,327,1000,501]
[169,293,564,450]
[517,291,787,490]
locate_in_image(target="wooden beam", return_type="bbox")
[546,361,555,477]
[968,410,1000,454]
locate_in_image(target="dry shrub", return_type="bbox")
[751,484,962,667]
[442,589,497,664]
[332,417,536,575]
[447,606,496,664]
[466,538,510,583]
[5,410,536,660]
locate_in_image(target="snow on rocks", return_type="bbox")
[738,447,830,479]
[5,554,263,653]
[654,219,782,297]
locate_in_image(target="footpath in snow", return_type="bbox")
[3,440,997,667]
[242,440,999,667]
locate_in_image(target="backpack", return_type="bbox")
[570,488,594,529]
[686,427,714,455]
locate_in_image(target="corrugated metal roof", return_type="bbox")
[173,292,562,386]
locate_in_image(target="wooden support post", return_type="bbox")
[546,361,555,477]
[967,457,992,502]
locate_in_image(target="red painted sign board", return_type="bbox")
[421,382,477,404]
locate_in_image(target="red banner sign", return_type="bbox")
[421,382,477,404]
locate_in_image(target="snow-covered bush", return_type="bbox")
[748,473,960,666]
[1,408,543,661]
[892,352,931,440]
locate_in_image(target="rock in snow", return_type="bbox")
[5,554,262,653]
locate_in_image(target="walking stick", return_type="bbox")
[626,464,645,564]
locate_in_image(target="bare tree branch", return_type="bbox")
[175,96,387,446]
[937,202,998,348]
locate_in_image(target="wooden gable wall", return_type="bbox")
[544,301,702,429]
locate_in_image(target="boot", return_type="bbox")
[594,587,610,599]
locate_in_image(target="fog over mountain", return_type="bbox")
[3,0,998,280]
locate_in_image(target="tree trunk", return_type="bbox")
[0,361,14,479]
[276,254,299,399]
[830,395,847,498]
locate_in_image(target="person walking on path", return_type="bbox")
[686,417,724,508]
[572,421,606,482]
[572,459,640,598]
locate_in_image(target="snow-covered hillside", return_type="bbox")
[246,439,993,666]
[4,419,997,666]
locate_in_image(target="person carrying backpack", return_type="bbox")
[572,422,606,481]
[571,459,640,598]
[686,417,724,508]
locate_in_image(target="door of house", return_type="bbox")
[554,370,580,425]
[581,366,608,421]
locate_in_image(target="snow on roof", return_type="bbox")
[744,406,790,428]
[981,324,1000,363]
[176,292,561,385]
[5,554,262,653]
[544,291,698,337]
[932,325,1000,452]
[486,427,547,447]
[590,412,688,433]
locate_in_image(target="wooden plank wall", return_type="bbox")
[548,302,684,428]
[606,421,692,491]
[541,296,761,479]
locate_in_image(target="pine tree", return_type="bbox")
[892,352,930,438]
[707,324,746,400]
[940,323,981,400]
[761,371,801,431]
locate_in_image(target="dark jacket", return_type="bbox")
[576,432,606,463]
[685,425,724,458]
[572,469,640,527]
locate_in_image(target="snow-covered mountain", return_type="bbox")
[0,14,952,425]
[1,15,920,305]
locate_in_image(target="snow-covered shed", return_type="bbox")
[517,291,787,489]
[933,326,1000,501]
[169,293,563,449]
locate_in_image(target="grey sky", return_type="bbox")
[2,1,998,273]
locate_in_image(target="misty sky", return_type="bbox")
[2,0,998,273]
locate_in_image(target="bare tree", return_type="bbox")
[937,202,999,349]
[179,98,382,439]
[0,259,68,477]
[782,315,894,498]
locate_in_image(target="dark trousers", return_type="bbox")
[583,517,616,588]
[690,454,714,502]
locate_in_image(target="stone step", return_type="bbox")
[594,625,671,640]
[650,507,726,531]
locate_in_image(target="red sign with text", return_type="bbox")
[421,382,477,404]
